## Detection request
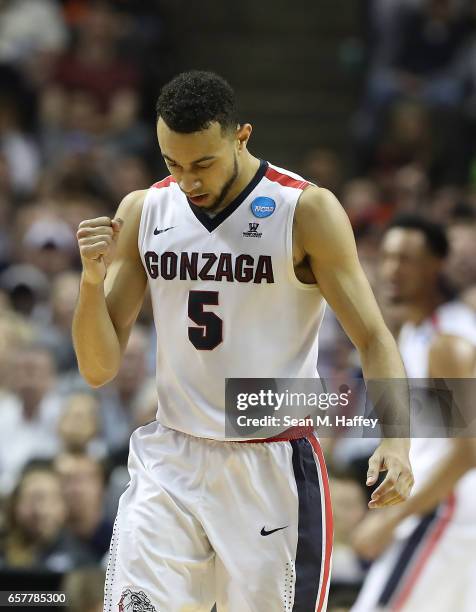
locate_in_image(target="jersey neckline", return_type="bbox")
[187,159,268,232]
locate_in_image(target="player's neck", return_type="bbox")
[221,153,261,209]
[406,292,446,325]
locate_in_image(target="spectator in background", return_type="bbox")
[57,392,105,457]
[363,0,469,112]
[53,2,139,112]
[0,264,50,319]
[365,0,423,68]
[38,85,102,168]
[355,0,471,181]
[0,94,40,196]
[0,0,67,71]
[329,476,367,584]
[57,194,106,237]
[132,377,158,429]
[0,190,12,271]
[62,566,105,612]
[302,147,343,195]
[102,377,158,517]
[372,0,468,108]
[104,155,153,203]
[55,453,113,562]
[51,0,145,166]
[0,344,62,494]
[372,100,434,177]
[0,308,35,388]
[445,206,476,295]
[340,178,394,233]
[38,81,150,202]
[37,271,80,372]
[0,462,92,572]
[21,215,77,279]
[99,325,149,457]
[430,184,465,221]
[392,163,430,212]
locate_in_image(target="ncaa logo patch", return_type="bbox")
[118,588,157,611]
[251,197,276,218]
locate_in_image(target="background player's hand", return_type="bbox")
[351,507,401,560]
[366,439,413,509]
[77,216,123,285]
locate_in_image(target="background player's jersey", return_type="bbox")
[138,160,325,440]
[398,301,476,531]
[399,301,476,378]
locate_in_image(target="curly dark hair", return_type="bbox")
[156,70,238,133]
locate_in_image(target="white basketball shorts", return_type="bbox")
[104,421,333,612]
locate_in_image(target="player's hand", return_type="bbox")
[77,216,123,285]
[351,507,401,560]
[366,439,413,509]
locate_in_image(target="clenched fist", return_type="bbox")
[77,216,123,284]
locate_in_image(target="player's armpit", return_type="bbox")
[105,190,148,354]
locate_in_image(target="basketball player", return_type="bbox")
[351,216,476,612]
[72,71,413,612]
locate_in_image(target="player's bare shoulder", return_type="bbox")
[110,189,148,263]
[429,333,476,377]
[119,188,148,211]
[117,189,147,235]
[293,185,353,260]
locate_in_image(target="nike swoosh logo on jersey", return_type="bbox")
[154,226,176,235]
[260,526,288,536]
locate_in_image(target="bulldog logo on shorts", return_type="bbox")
[118,588,157,612]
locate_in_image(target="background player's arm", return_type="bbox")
[72,190,148,387]
[295,186,413,506]
[352,335,476,559]
[388,334,475,517]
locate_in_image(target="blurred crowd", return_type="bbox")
[0,1,167,610]
[0,0,475,610]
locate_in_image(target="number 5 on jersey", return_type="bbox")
[188,290,223,350]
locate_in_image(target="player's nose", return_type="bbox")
[179,177,202,194]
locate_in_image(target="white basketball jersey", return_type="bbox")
[398,301,476,529]
[138,161,325,440]
[399,301,476,378]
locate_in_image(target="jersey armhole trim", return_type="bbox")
[286,190,320,291]
[137,187,153,271]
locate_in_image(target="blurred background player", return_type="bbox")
[351,216,476,611]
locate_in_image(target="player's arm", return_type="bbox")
[393,334,475,517]
[352,335,476,559]
[295,186,413,507]
[72,190,148,387]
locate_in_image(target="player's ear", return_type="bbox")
[237,123,252,152]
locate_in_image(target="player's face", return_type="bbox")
[379,228,442,304]
[16,472,66,542]
[157,118,241,212]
